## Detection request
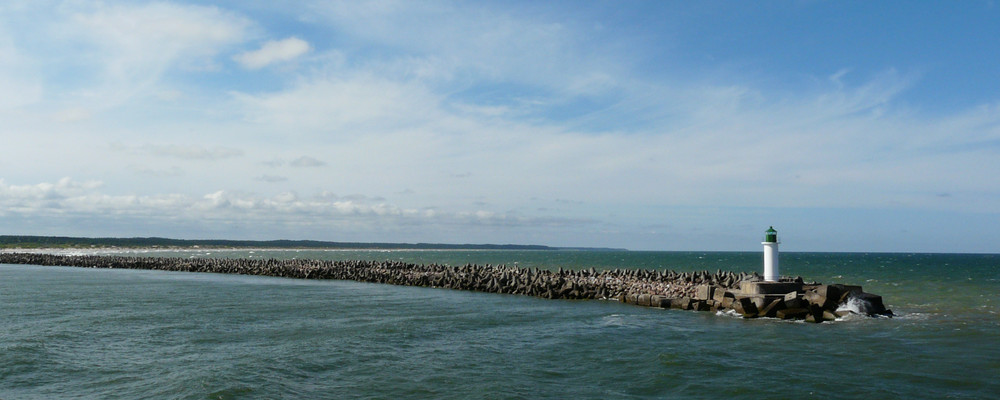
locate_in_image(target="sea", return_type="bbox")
[2,249,998,399]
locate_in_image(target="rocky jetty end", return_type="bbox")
[0,252,891,322]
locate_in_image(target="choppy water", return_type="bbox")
[2,250,998,399]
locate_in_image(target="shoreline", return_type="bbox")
[0,247,563,254]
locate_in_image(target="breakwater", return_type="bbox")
[0,252,890,322]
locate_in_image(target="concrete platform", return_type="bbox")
[739,281,803,296]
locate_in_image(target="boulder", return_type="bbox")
[854,292,890,316]
[802,284,820,292]
[720,296,735,309]
[694,285,715,301]
[655,296,673,308]
[805,304,836,323]
[783,292,805,309]
[776,308,809,320]
[733,297,759,318]
[670,297,692,310]
[833,284,864,296]
[758,298,786,318]
[804,285,843,310]
[713,288,730,303]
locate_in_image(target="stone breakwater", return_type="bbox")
[0,253,890,322]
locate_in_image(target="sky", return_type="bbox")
[1,1,999,253]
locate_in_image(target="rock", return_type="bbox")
[758,298,785,318]
[805,304,834,323]
[733,297,759,318]
[712,288,733,303]
[658,297,674,308]
[694,285,715,301]
[853,292,890,316]
[638,294,652,307]
[804,285,843,310]
[776,308,809,320]
[783,292,805,309]
[720,296,735,309]
[670,297,692,310]
[833,284,863,296]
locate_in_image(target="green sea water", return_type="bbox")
[2,250,998,399]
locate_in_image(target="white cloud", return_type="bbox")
[233,74,442,132]
[0,28,42,108]
[0,177,580,240]
[0,178,103,210]
[289,156,326,167]
[234,37,310,69]
[52,108,92,122]
[256,175,288,183]
[306,1,617,94]
[223,58,1000,219]
[61,2,252,107]
[136,166,185,178]
[142,144,244,160]
[71,2,250,65]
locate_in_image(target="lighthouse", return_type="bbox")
[762,226,779,282]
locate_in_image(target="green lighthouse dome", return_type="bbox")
[764,226,778,243]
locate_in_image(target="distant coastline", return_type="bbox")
[0,235,626,252]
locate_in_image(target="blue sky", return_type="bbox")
[1,1,998,252]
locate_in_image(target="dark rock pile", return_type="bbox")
[0,252,889,322]
[639,281,893,323]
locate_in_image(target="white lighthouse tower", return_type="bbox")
[762,226,779,282]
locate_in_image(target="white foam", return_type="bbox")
[836,295,872,315]
[895,312,931,321]
[601,314,627,327]
[834,312,865,322]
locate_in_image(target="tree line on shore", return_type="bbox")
[0,235,560,251]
